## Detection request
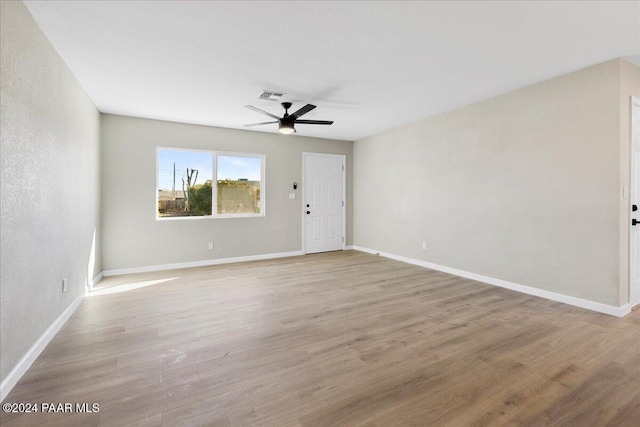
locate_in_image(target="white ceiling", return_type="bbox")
[24,1,640,142]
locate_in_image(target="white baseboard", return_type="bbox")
[351,246,631,318]
[102,250,305,277]
[87,271,103,291]
[1,293,84,402]
[345,245,354,250]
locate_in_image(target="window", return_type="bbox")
[217,155,262,215]
[157,148,264,219]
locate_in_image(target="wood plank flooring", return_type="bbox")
[2,250,639,426]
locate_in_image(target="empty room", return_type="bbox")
[2,1,640,426]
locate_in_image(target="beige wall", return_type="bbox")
[354,59,627,306]
[618,59,640,305]
[0,1,101,381]
[100,114,352,271]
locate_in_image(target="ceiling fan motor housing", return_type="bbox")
[279,115,296,134]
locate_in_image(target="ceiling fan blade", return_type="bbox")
[245,105,280,120]
[291,104,316,118]
[294,119,334,125]
[244,121,278,127]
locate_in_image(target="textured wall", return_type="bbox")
[354,59,623,306]
[100,114,352,271]
[0,1,100,381]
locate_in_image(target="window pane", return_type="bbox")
[157,149,213,217]
[217,155,262,214]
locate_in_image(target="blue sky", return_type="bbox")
[157,149,261,190]
[218,155,261,181]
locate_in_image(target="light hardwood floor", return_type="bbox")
[2,250,639,426]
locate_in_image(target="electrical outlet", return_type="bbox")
[62,278,67,293]
[422,242,427,250]
[289,193,296,200]
[208,242,214,250]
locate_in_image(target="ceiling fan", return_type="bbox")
[244,102,334,134]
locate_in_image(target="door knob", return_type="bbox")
[633,204,638,212]
[634,219,639,226]
[306,211,311,214]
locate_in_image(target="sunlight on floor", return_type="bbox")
[88,277,179,296]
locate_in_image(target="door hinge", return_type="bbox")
[342,236,345,243]
[342,165,344,171]
[342,201,344,207]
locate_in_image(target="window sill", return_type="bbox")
[156,213,265,221]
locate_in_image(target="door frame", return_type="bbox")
[630,96,640,307]
[301,152,346,254]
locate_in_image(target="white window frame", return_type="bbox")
[156,147,266,220]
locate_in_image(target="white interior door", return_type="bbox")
[304,153,345,254]
[630,97,640,307]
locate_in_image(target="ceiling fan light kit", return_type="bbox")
[279,122,296,134]
[245,102,334,135]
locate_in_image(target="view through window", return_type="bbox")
[217,155,262,215]
[157,148,264,218]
